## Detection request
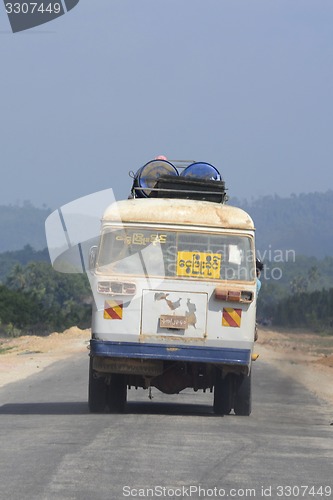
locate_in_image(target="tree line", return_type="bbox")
[258,259,333,333]
[261,288,333,332]
[0,246,332,336]
[0,261,91,336]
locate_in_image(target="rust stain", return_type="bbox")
[154,294,197,327]
[154,292,182,311]
[185,298,197,328]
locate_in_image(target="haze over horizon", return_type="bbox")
[2,0,333,209]
[1,187,333,212]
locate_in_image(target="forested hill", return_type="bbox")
[0,203,50,253]
[232,190,333,259]
[0,192,332,258]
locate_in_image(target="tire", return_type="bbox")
[233,373,252,416]
[107,374,127,414]
[88,357,107,413]
[213,372,233,415]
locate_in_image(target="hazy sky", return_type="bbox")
[1,0,333,209]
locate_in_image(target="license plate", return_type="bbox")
[159,315,188,329]
[93,357,163,376]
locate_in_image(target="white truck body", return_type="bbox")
[89,197,257,415]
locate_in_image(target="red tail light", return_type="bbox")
[215,288,253,303]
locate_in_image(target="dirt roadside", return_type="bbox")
[256,328,333,405]
[0,327,91,389]
[0,326,333,406]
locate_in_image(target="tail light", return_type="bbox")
[215,288,253,303]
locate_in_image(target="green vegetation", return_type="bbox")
[0,244,49,281]
[1,249,332,336]
[0,192,332,335]
[0,343,15,354]
[258,258,333,334]
[272,288,333,332]
[0,261,91,336]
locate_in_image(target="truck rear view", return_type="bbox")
[89,161,257,415]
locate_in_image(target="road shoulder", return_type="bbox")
[1,326,333,407]
[256,327,333,405]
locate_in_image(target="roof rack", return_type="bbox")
[129,159,228,203]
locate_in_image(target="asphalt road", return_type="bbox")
[0,355,332,500]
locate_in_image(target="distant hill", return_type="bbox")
[0,202,50,253]
[232,190,333,259]
[0,192,332,259]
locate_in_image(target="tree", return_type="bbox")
[6,264,26,291]
[3,261,92,334]
[290,275,308,294]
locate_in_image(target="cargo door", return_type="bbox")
[141,290,207,338]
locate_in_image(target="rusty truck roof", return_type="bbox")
[102,198,254,230]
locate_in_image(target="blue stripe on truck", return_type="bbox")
[90,340,251,366]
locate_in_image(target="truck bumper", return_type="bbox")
[90,339,251,366]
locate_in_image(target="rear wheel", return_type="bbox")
[213,372,233,415]
[107,374,127,413]
[88,357,107,413]
[234,373,252,416]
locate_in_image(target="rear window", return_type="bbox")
[96,227,254,281]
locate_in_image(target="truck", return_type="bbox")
[88,160,258,416]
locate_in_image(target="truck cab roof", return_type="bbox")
[102,198,255,231]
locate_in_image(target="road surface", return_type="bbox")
[0,355,332,500]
